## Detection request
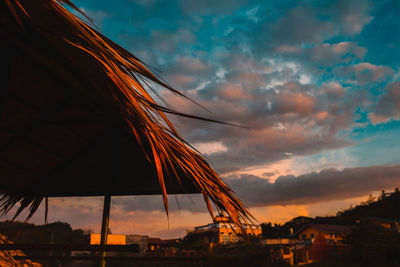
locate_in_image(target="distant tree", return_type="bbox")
[261,222,291,239]
[344,222,400,266]
[0,220,89,266]
[334,187,400,220]
[379,190,389,200]
[0,221,88,244]
[258,187,400,265]
[361,194,376,206]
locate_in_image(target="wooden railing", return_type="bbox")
[0,244,207,263]
[0,243,139,252]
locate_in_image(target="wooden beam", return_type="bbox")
[99,194,111,267]
[13,255,207,262]
[0,243,139,252]
[99,128,121,267]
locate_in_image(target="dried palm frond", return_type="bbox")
[0,234,42,267]
[0,0,254,232]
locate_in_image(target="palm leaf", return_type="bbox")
[0,0,255,232]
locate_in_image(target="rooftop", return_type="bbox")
[296,224,353,235]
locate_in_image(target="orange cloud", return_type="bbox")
[217,83,252,101]
[273,93,315,116]
[251,205,309,224]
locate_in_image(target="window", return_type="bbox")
[311,233,314,238]
[302,234,306,239]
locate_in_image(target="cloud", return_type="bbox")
[227,0,374,58]
[270,6,335,45]
[332,0,373,35]
[251,205,310,224]
[167,74,196,88]
[268,92,315,116]
[368,113,391,125]
[112,194,208,213]
[337,62,394,84]
[192,141,228,155]
[164,77,359,173]
[5,196,212,238]
[163,56,216,91]
[78,8,109,29]
[7,0,398,241]
[3,197,104,231]
[226,72,266,89]
[369,82,400,124]
[149,29,196,53]
[375,82,400,115]
[226,164,400,207]
[178,0,248,15]
[27,164,400,221]
[306,42,367,66]
[152,226,189,239]
[213,83,253,101]
[353,62,394,82]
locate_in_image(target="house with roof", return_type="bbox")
[295,224,353,245]
[367,217,400,231]
[90,233,180,255]
[261,238,297,266]
[294,224,353,263]
[147,237,181,251]
[185,214,261,247]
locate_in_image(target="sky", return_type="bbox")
[5,0,400,238]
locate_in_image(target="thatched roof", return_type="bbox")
[0,234,42,267]
[0,0,253,231]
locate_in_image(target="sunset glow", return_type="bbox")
[4,0,400,239]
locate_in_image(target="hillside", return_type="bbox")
[0,221,88,244]
[262,187,400,238]
[337,188,400,219]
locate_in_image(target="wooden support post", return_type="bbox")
[99,127,120,266]
[99,194,111,267]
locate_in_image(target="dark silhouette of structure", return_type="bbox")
[0,1,253,265]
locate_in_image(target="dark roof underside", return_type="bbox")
[0,44,199,197]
